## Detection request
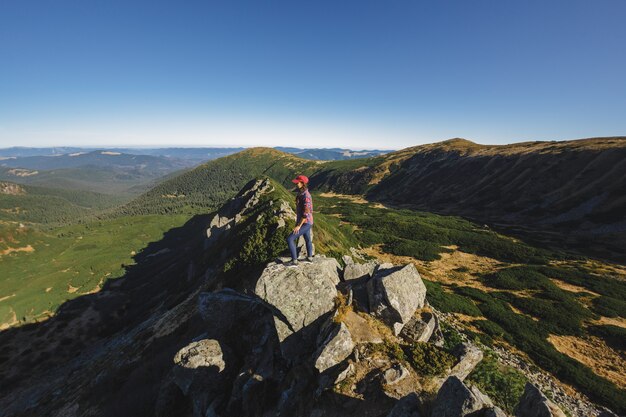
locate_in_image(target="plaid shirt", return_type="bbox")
[296,189,314,225]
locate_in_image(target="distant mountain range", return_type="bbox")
[0,146,391,162]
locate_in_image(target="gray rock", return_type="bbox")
[344,261,377,281]
[450,342,484,381]
[255,256,340,358]
[173,339,229,396]
[514,383,567,417]
[342,255,355,265]
[314,322,354,373]
[387,392,422,417]
[431,376,492,417]
[383,363,410,386]
[399,312,436,343]
[206,178,274,243]
[367,263,427,335]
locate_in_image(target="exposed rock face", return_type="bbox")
[515,383,567,417]
[450,342,484,381]
[313,322,354,373]
[206,178,276,241]
[255,256,341,358]
[387,392,422,417]
[431,376,493,417]
[367,263,427,335]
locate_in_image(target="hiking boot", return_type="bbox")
[284,259,299,268]
[302,256,314,263]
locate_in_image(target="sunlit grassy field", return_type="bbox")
[0,214,189,328]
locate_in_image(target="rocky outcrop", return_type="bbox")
[205,178,292,244]
[174,249,584,417]
[367,263,427,335]
[515,383,567,417]
[255,256,341,358]
[431,376,493,417]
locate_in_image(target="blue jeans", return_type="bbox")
[287,223,313,260]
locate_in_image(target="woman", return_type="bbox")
[284,174,314,267]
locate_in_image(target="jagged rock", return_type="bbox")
[314,322,354,373]
[255,256,341,359]
[450,342,484,381]
[383,363,410,386]
[387,392,422,417]
[173,339,229,395]
[206,178,274,242]
[514,383,567,417]
[344,260,377,281]
[367,263,427,335]
[431,376,493,417]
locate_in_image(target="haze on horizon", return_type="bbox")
[1,1,625,149]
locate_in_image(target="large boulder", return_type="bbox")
[172,339,233,417]
[367,263,427,335]
[514,383,567,417]
[431,376,493,417]
[173,339,229,395]
[313,322,354,373]
[255,256,341,359]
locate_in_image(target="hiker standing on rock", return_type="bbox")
[285,175,314,267]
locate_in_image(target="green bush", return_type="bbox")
[424,281,482,317]
[588,325,626,351]
[591,296,626,318]
[467,350,527,413]
[405,342,456,377]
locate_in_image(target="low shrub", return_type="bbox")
[405,342,456,377]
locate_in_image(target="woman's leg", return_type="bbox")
[302,224,313,257]
[287,232,298,260]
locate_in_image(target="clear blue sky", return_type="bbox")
[1,1,625,149]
